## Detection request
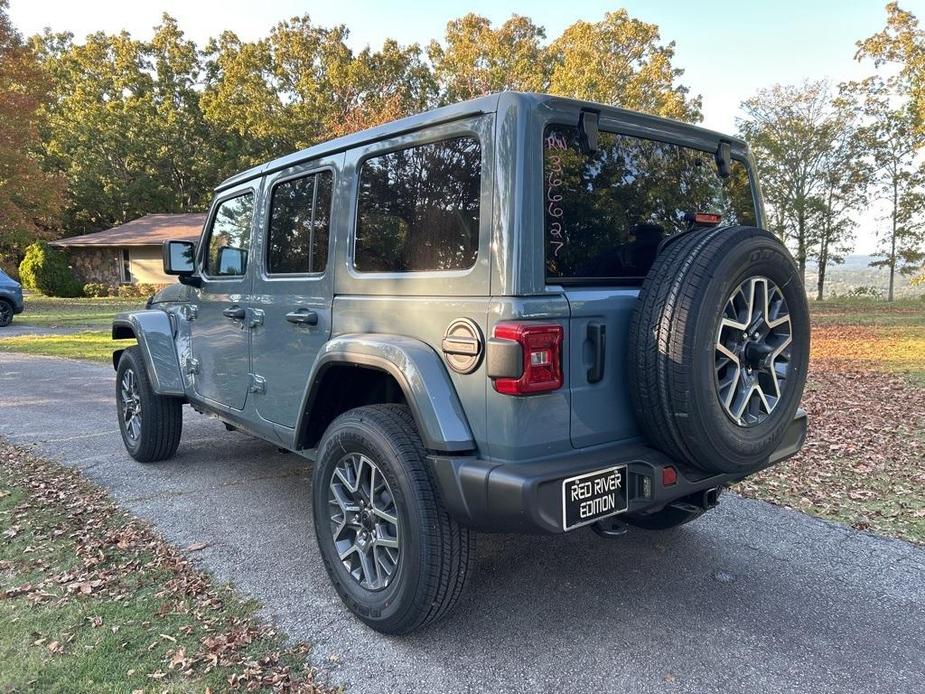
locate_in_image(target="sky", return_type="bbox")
[10,0,925,253]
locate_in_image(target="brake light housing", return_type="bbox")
[491,322,564,395]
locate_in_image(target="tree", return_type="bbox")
[811,94,868,300]
[548,10,701,122]
[202,16,435,158]
[36,16,227,235]
[856,4,925,299]
[738,82,842,282]
[854,79,925,300]
[427,14,547,102]
[857,2,925,133]
[0,0,63,268]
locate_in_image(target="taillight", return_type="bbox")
[492,322,563,395]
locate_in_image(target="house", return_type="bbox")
[51,213,206,286]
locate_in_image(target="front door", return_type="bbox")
[250,160,338,428]
[191,186,257,411]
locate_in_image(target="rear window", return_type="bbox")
[544,125,756,283]
[354,136,481,273]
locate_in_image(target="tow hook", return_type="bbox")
[703,486,721,509]
[592,516,628,538]
[668,486,723,514]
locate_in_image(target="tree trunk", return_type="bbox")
[797,214,806,281]
[817,239,828,301]
[889,180,898,302]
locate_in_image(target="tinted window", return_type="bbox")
[267,171,333,274]
[355,136,481,273]
[544,126,756,282]
[205,193,254,276]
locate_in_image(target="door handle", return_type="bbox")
[286,309,319,326]
[587,322,606,384]
[222,306,246,320]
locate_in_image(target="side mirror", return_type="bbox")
[163,240,196,275]
[216,246,247,276]
[163,240,202,287]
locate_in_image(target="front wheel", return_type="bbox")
[116,347,183,462]
[312,404,474,634]
[0,299,13,327]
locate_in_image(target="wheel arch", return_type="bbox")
[111,310,185,396]
[296,334,475,453]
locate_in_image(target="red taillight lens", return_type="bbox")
[492,322,563,395]
[694,212,722,226]
[662,466,677,486]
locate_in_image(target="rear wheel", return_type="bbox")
[116,347,183,462]
[312,404,474,634]
[0,299,12,327]
[629,226,810,474]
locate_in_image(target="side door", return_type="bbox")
[191,184,257,411]
[250,157,339,428]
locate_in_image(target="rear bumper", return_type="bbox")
[429,409,807,534]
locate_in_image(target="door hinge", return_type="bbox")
[249,308,265,329]
[184,357,200,375]
[248,373,266,394]
[179,304,198,321]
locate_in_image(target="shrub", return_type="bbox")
[18,242,83,297]
[846,285,882,298]
[82,282,112,298]
[113,283,159,298]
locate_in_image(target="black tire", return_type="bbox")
[0,299,12,327]
[312,404,474,635]
[629,226,810,474]
[115,346,183,462]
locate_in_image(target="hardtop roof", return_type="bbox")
[216,91,747,192]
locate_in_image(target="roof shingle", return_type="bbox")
[51,213,206,248]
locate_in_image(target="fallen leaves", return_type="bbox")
[0,442,327,692]
[738,364,925,543]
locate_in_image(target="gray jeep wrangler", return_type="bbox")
[112,92,809,634]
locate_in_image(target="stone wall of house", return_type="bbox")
[65,247,122,285]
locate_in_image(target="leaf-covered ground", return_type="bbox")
[0,443,329,693]
[737,298,925,544]
[737,368,925,543]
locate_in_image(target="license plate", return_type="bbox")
[562,466,628,531]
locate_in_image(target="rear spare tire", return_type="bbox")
[628,226,809,475]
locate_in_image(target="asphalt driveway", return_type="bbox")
[1,352,923,693]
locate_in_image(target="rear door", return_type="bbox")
[191,184,257,411]
[541,121,759,448]
[249,156,339,428]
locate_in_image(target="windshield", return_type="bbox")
[544,125,757,283]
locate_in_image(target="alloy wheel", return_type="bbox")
[328,453,400,590]
[714,276,793,427]
[120,368,142,441]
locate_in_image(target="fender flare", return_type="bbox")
[112,311,185,396]
[298,334,475,453]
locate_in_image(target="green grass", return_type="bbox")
[808,296,925,327]
[0,444,321,693]
[0,331,127,362]
[15,295,145,328]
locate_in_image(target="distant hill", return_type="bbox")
[805,255,925,299]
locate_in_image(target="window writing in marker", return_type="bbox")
[545,130,568,259]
